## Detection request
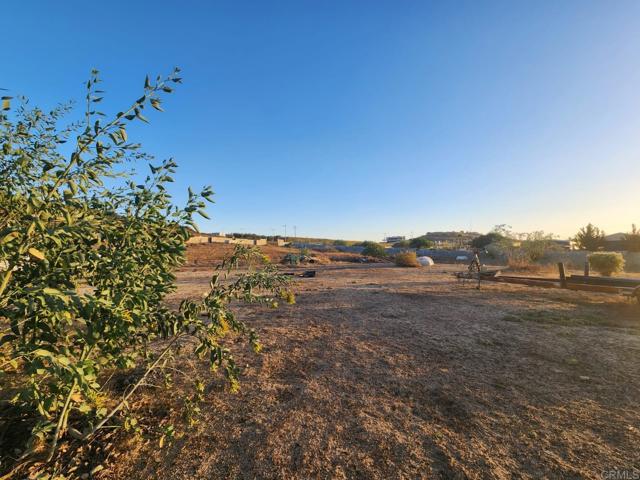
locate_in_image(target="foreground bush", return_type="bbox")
[360,241,386,258]
[0,70,292,476]
[395,251,420,267]
[588,252,625,276]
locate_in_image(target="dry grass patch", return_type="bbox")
[395,251,420,267]
[507,258,542,274]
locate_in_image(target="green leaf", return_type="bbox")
[150,99,163,111]
[27,248,46,261]
[32,349,55,358]
[0,230,20,245]
[42,287,63,296]
[55,356,71,366]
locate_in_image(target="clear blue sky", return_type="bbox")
[4,0,640,240]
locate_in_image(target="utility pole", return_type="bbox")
[283,224,287,241]
[293,225,297,240]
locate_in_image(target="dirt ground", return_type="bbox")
[104,261,640,480]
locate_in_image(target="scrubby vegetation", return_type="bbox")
[0,71,292,477]
[409,236,434,249]
[392,236,434,249]
[392,239,410,248]
[506,258,542,274]
[625,224,640,252]
[484,226,555,264]
[471,232,504,249]
[588,252,625,276]
[394,251,420,267]
[360,241,386,258]
[574,223,606,251]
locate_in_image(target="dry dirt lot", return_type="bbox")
[105,262,640,479]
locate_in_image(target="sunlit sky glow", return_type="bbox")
[4,0,640,240]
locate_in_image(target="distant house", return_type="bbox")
[604,232,627,251]
[187,232,267,246]
[385,236,405,243]
[550,239,572,250]
[424,231,480,249]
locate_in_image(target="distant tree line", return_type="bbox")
[468,223,640,253]
[572,223,640,252]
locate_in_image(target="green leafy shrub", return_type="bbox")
[395,251,419,267]
[392,240,410,248]
[333,239,347,246]
[471,232,504,249]
[588,252,625,276]
[360,241,386,258]
[520,231,555,262]
[409,236,434,249]
[0,70,292,474]
[490,230,555,264]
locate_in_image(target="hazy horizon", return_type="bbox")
[4,1,639,240]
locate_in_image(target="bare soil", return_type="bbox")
[104,261,640,479]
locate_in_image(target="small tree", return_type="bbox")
[333,239,347,246]
[409,236,434,249]
[574,223,605,251]
[520,231,555,262]
[625,224,640,252]
[588,252,625,276]
[488,229,555,265]
[471,232,504,249]
[361,241,386,258]
[0,70,292,475]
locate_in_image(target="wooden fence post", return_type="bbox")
[558,262,567,288]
